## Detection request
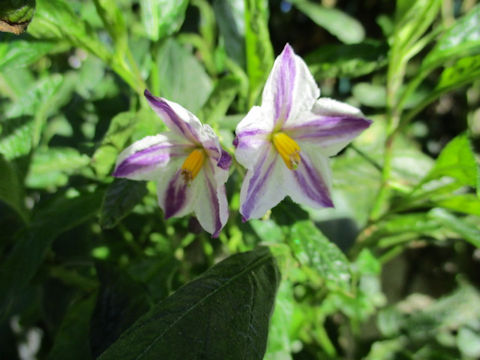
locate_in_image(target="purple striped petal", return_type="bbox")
[113,134,188,180]
[285,151,334,209]
[217,149,232,170]
[261,44,319,127]
[194,162,229,237]
[285,115,371,156]
[144,89,202,143]
[239,145,287,220]
[159,169,195,219]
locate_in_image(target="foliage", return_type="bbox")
[0,0,479,359]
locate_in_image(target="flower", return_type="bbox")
[113,90,231,237]
[234,44,372,220]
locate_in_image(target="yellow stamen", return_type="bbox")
[272,132,301,170]
[181,149,205,182]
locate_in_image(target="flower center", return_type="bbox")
[181,149,205,182]
[272,132,301,170]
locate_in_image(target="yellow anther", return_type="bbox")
[272,132,301,170]
[181,149,205,182]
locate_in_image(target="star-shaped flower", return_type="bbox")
[113,90,231,237]
[234,44,372,220]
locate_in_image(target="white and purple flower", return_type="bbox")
[113,90,231,237]
[234,44,372,221]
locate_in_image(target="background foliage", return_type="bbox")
[1,0,479,359]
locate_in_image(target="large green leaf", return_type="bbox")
[244,0,273,106]
[90,262,152,358]
[98,247,280,360]
[289,220,351,293]
[99,179,148,229]
[434,194,480,217]
[435,54,480,93]
[290,0,365,44]
[423,5,480,69]
[155,38,213,113]
[140,0,188,41]
[0,0,35,34]
[0,189,103,320]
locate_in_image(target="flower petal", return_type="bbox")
[262,43,319,127]
[234,106,272,168]
[157,161,197,219]
[144,89,204,143]
[193,160,229,237]
[113,133,190,180]
[239,145,287,220]
[285,114,372,157]
[284,147,334,209]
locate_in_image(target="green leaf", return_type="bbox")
[140,0,188,41]
[423,134,479,190]
[0,154,27,221]
[98,247,280,360]
[91,112,138,177]
[0,116,34,160]
[434,194,480,217]
[264,281,295,360]
[28,0,110,60]
[213,0,245,68]
[245,0,274,106]
[352,83,386,108]
[47,295,97,360]
[92,0,126,47]
[198,75,241,125]
[289,220,351,293]
[423,5,480,69]
[290,0,365,44]
[90,262,152,358]
[0,36,55,71]
[458,326,480,358]
[435,54,480,93]
[155,38,213,113]
[0,0,35,34]
[25,147,90,189]
[99,179,148,229]
[306,41,388,79]
[0,189,103,320]
[428,208,480,248]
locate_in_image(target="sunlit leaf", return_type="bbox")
[0,0,35,34]
[245,0,273,106]
[289,220,351,293]
[140,0,188,41]
[99,247,280,360]
[428,208,480,248]
[290,0,365,44]
[423,5,480,69]
[155,38,213,113]
[0,36,55,71]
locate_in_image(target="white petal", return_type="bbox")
[239,145,287,220]
[262,44,320,127]
[144,90,204,144]
[234,106,272,168]
[193,160,229,237]
[283,146,334,209]
[113,133,190,181]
